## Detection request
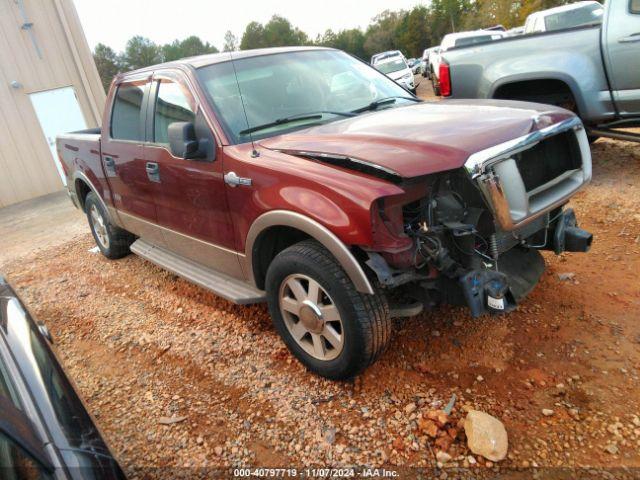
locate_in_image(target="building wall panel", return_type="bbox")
[0,0,105,207]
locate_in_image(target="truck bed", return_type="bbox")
[56,129,106,209]
[443,25,615,122]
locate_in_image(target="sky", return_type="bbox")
[73,0,427,52]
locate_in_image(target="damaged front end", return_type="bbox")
[365,116,593,317]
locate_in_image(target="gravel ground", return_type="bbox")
[2,79,640,478]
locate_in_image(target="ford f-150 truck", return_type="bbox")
[438,0,640,143]
[57,47,593,379]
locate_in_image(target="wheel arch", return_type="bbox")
[72,172,120,227]
[245,210,375,295]
[490,74,585,116]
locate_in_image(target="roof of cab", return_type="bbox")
[119,46,333,78]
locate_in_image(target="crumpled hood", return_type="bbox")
[260,99,577,179]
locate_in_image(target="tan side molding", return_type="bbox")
[245,210,375,295]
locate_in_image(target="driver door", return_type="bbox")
[144,71,242,278]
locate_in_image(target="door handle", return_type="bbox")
[619,33,640,43]
[103,156,116,176]
[146,162,160,183]
[224,171,252,187]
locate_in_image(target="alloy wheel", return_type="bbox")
[278,274,344,361]
[90,204,109,249]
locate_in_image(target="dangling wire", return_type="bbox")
[229,51,259,158]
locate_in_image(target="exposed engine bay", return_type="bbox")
[366,169,593,317]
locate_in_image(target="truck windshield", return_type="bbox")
[544,3,603,31]
[196,49,412,144]
[375,58,407,74]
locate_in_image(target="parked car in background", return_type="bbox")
[506,26,525,36]
[370,50,404,66]
[57,46,592,380]
[430,30,505,95]
[421,47,439,78]
[406,58,421,75]
[0,276,125,479]
[441,0,640,143]
[523,1,603,34]
[372,52,416,92]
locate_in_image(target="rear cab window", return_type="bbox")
[631,0,640,13]
[110,81,147,141]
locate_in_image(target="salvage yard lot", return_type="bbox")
[2,81,640,477]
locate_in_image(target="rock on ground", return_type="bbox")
[464,410,508,462]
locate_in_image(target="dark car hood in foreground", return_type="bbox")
[0,276,126,479]
[260,99,576,179]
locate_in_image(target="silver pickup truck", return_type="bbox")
[440,0,640,143]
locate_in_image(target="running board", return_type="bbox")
[130,239,266,305]
[587,128,640,143]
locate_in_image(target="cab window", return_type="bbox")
[111,82,146,141]
[153,80,196,145]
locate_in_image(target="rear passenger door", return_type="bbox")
[101,75,166,246]
[603,0,640,115]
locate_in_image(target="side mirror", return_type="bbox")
[168,122,204,159]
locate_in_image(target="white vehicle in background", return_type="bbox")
[370,50,404,66]
[372,52,416,93]
[506,26,525,36]
[430,30,505,95]
[523,1,603,34]
[421,46,440,79]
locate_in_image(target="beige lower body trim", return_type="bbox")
[117,210,245,280]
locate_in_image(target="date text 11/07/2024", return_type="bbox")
[233,467,399,477]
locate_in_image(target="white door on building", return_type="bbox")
[29,86,87,186]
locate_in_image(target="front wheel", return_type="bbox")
[85,192,134,259]
[266,240,391,380]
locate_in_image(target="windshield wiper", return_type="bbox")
[239,111,356,136]
[351,96,421,114]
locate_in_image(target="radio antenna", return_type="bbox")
[229,51,259,158]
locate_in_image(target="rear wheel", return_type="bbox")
[266,240,391,380]
[85,192,134,259]
[431,75,441,96]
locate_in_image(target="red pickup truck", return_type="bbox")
[57,47,593,379]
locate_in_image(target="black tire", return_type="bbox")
[265,240,391,380]
[432,76,441,96]
[85,192,134,259]
[588,135,599,144]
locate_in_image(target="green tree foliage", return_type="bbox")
[317,28,366,59]
[93,0,583,89]
[93,43,121,92]
[223,31,239,52]
[395,6,431,58]
[463,0,516,29]
[240,15,308,49]
[93,35,220,87]
[429,0,473,44]
[122,36,161,70]
[162,36,218,62]
[240,21,267,49]
[363,10,403,58]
